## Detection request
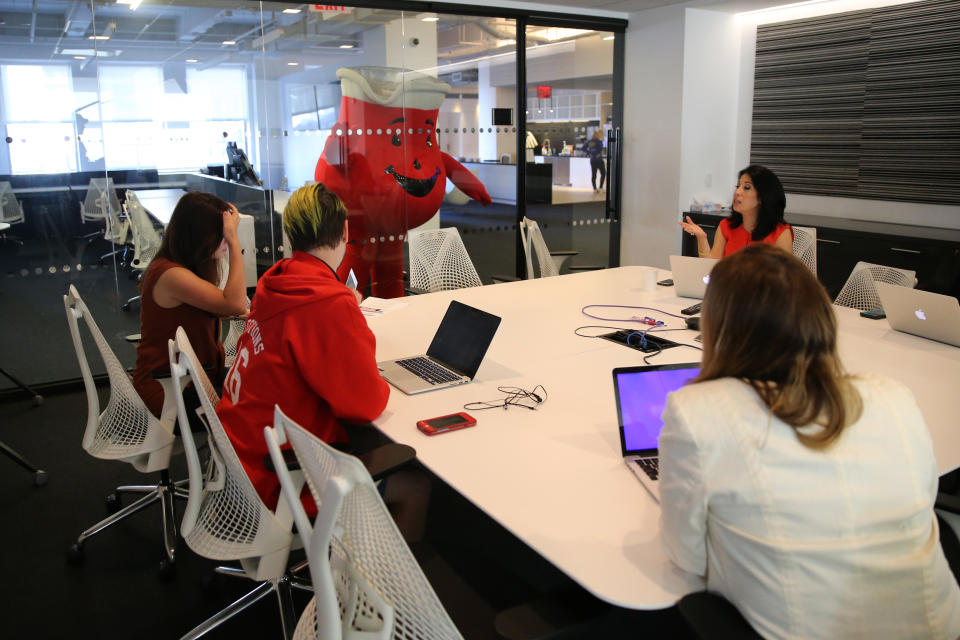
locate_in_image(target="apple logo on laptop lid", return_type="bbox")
[702,275,710,285]
[915,308,927,321]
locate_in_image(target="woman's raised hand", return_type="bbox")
[678,216,707,239]
[222,204,240,243]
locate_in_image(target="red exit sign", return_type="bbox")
[309,5,351,12]
[537,85,551,99]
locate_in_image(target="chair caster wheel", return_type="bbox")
[34,470,48,486]
[159,558,176,581]
[32,394,43,406]
[122,303,132,312]
[106,492,122,514]
[67,543,85,566]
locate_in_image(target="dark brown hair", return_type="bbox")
[154,191,229,284]
[696,244,861,448]
[726,164,787,241]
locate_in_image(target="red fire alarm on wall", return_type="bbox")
[537,85,551,99]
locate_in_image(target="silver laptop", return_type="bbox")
[613,363,700,502]
[876,282,960,348]
[669,255,719,299]
[378,300,502,395]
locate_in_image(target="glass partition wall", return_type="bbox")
[524,25,618,275]
[0,1,622,393]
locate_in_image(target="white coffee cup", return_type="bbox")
[640,266,658,292]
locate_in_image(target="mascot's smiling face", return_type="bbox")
[335,98,447,229]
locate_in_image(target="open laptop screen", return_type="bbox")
[614,364,700,454]
[426,300,502,378]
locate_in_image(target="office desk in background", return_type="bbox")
[364,266,960,610]
[131,188,258,288]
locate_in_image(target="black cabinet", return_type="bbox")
[681,212,960,299]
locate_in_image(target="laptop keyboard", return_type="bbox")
[396,357,461,385]
[633,457,659,481]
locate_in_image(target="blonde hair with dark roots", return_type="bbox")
[696,244,862,448]
[282,183,347,252]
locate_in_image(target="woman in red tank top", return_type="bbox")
[132,191,248,416]
[679,164,793,259]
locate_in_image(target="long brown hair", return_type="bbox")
[154,191,229,284]
[696,244,861,448]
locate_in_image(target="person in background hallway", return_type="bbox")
[679,164,792,258]
[582,129,606,193]
[541,138,553,156]
[659,244,960,640]
[133,191,247,418]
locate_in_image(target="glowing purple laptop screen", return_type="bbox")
[616,367,699,453]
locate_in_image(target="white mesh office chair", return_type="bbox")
[222,300,250,369]
[0,181,24,225]
[791,226,817,275]
[408,227,482,292]
[80,178,128,256]
[63,285,184,574]
[834,261,916,311]
[168,327,306,640]
[125,190,162,271]
[522,217,579,278]
[265,406,463,640]
[122,190,163,312]
[80,178,122,224]
[0,182,25,246]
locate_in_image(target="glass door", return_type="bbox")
[522,25,619,276]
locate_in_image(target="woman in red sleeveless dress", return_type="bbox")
[679,164,793,259]
[132,191,248,417]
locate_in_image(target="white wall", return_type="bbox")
[620,3,687,270]
[678,8,743,213]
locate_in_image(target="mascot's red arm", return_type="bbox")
[442,152,492,205]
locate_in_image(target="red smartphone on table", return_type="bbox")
[417,412,477,436]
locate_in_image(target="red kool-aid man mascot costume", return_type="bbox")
[315,67,491,298]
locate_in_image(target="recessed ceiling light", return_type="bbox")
[287,61,299,66]
[339,44,354,49]
[282,8,301,13]
[88,35,110,40]
[422,17,439,22]
[186,58,199,63]
[603,35,615,40]
[222,40,236,45]
[74,56,86,60]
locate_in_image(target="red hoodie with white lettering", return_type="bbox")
[216,250,389,512]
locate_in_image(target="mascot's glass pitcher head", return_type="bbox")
[316,67,452,231]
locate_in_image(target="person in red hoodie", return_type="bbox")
[216,183,396,521]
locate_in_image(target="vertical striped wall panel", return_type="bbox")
[751,0,960,205]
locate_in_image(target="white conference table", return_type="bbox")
[364,266,960,611]
[131,188,188,226]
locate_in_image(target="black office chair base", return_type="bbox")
[0,366,43,406]
[181,560,311,640]
[0,367,46,485]
[0,440,47,485]
[66,471,188,577]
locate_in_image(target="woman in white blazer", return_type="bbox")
[659,244,960,640]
